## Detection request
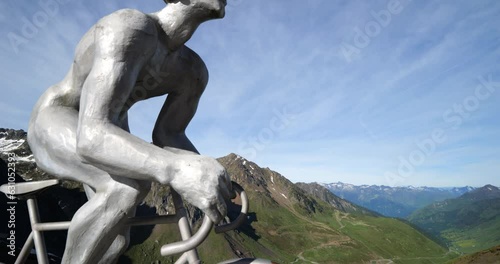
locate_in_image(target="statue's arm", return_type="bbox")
[76,15,177,184]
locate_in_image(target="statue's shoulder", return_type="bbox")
[97,8,158,37]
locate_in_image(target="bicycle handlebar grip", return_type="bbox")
[160,214,213,257]
[214,182,248,234]
[160,181,248,257]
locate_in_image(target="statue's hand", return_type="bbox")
[168,155,233,223]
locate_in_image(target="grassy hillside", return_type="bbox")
[409,185,500,254]
[451,245,500,264]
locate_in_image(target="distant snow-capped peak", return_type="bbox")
[321,181,476,194]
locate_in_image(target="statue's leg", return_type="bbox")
[84,182,150,264]
[98,213,134,264]
[28,107,150,263]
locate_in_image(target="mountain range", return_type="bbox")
[322,182,475,218]
[0,128,488,263]
[409,184,500,254]
[121,154,457,263]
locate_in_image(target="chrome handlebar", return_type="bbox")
[160,182,248,257]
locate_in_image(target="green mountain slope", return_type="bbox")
[223,154,458,263]
[451,245,500,264]
[409,185,500,254]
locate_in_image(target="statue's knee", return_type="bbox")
[188,81,206,99]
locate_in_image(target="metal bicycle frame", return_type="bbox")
[13,183,248,264]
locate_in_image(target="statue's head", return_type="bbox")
[164,0,227,19]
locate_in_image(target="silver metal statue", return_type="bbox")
[27,0,232,263]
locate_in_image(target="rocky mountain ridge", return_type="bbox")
[295,182,378,216]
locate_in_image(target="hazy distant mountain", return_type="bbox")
[322,182,475,218]
[1,128,459,263]
[409,185,500,254]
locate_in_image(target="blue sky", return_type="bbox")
[1,0,499,187]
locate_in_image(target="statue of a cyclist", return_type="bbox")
[27,0,232,262]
